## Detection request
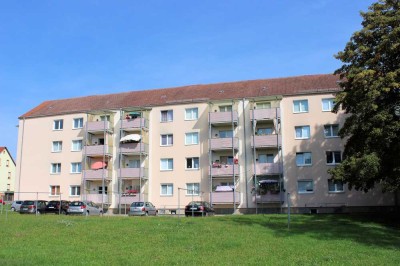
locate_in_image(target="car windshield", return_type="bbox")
[70,201,83,206]
[131,202,144,207]
[23,201,35,205]
[187,201,202,206]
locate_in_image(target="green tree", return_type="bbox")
[330,0,400,192]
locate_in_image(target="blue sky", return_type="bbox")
[0,0,375,158]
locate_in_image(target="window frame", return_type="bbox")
[328,179,344,193]
[160,184,173,196]
[324,124,339,138]
[71,140,83,151]
[297,180,314,194]
[50,163,61,174]
[53,119,64,130]
[160,134,173,146]
[73,118,84,129]
[293,100,309,113]
[185,132,199,145]
[185,107,199,120]
[326,151,342,165]
[296,152,312,166]
[186,157,200,170]
[70,185,81,196]
[160,158,173,171]
[160,110,173,122]
[295,126,311,139]
[322,98,335,112]
[52,141,63,152]
[186,183,200,195]
[50,185,61,196]
[70,162,82,174]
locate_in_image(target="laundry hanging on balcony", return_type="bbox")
[120,134,141,143]
[91,161,107,170]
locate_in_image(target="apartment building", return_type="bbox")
[0,147,16,201]
[15,74,395,214]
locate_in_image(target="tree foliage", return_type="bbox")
[330,0,400,192]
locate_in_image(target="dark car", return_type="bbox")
[19,200,47,214]
[185,201,215,217]
[45,200,69,214]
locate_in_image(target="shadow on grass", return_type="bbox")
[217,213,400,249]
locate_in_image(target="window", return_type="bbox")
[324,124,339,138]
[326,151,342,165]
[219,130,234,138]
[219,105,232,112]
[70,186,81,196]
[8,172,11,179]
[293,100,309,113]
[186,157,199,169]
[53,119,63,130]
[185,132,199,145]
[160,134,173,146]
[98,186,108,194]
[52,141,62,152]
[6,160,9,167]
[298,180,313,193]
[328,179,344,193]
[257,127,273,135]
[322,98,335,111]
[220,156,233,165]
[161,184,173,196]
[72,140,83,151]
[71,163,82,173]
[51,163,61,174]
[160,159,173,171]
[295,126,310,139]
[127,159,140,168]
[185,108,198,120]
[186,183,200,195]
[7,184,10,191]
[161,110,173,122]
[50,185,60,196]
[256,102,271,109]
[100,115,110,121]
[73,118,84,129]
[296,152,312,166]
[258,154,274,163]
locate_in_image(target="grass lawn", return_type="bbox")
[0,210,399,265]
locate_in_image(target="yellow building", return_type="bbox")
[15,74,395,214]
[0,147,16,201]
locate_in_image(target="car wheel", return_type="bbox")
[145,212,149,216]
[11,207,15,212]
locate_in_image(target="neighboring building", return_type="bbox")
[0,147,16,201]
[15,74,395,214]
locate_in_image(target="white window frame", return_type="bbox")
[160,184,173,196]
[50,185,61,196]
[71,140,83,151]
[70,186,81,196]
[219,130,234,138]
[258,154,274,163]
[52,141,62,152]
[186,157,200,170]
[295,126,310,139]
[322,98,335,112]
[160,110,173,122]
[53,119,63,130]
[160,134,173,146]
[186,183,200,195]
[293,100,309,113]
[185,132,199,145]
[50,163,61,174]
[324,124,339,138]
[326,151,342,165]
[219,105,232,112]
[73,118,84,129]
[185,108,198,120]
[70,162,82,174]
[160,158,173,171]
[256,102,271,109]
[296,152,312,166]
[328,179,344,193]
[298,180,314,194]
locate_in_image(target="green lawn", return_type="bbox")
[0,211,399,265]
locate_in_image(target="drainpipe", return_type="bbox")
[17,118,26,200]
[242,99,249,210]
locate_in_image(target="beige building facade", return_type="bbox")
[0,147,16,201]
[15,75,395,213]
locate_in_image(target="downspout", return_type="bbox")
[17,118,26,200]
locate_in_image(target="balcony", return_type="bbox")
[250,108,280,120]
[117,193,146,204]
[209,164,239,177]
[211,191,240,204]
[120,118,148,131]
[209,111,238,125]
[84,145,111,157]
[255,163,282,175]
[209,138,239,150]
[120,142,149,155]
[253,192,284,203]
[86,121,112,133]
[251,135,281,148]
[118,167,148,179]
[83,169,112,180]
[85,193,111,204]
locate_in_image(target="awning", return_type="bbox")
[91,161,107,170]
[120,134,141,142]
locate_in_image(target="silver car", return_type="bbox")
[67,201,103,216]
[11,200,23,212]
[129,202,157,216]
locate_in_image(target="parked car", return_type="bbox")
[129,202,157,216]
[19,200,47,214]
[185,201,215,217]
[10,200,23,212]
[45,200,70,214]
[66,201,103,216]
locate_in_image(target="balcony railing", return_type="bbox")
[83,169,112,180]
[85,193,111,204]
[120,118,148,131]
[255,163,282,175]
[251,135,281,148]
[209,138,239,150]
[84,145,111,157]
[250,108,280,120]
[253,192,284,203]
[86,121,112,132]
[119,142,149,154]
[118,167,148,179]
[211,191,240,204]
[209,164,239,177]
[117,194,146,204]
[209,111,238,124]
